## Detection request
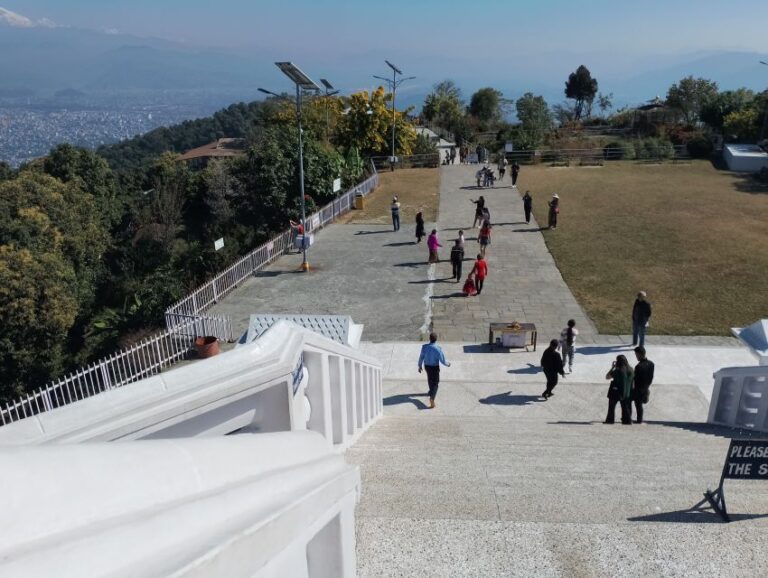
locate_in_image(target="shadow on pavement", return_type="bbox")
[577,345,631,356]
[462,344,514,354]
[355,230,391,235]
[383,393,430,410]
[430,292,465,299]
[383,241,417,247]
[547,421,596,425]
[409,278,454,285]
[513,227,545,233]
[628,507,768,524]
[508,363,541,374]
[394,261,427,268]
[645,421,765,440]
[479,392,542,406]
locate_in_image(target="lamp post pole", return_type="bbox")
[320,79,339,143]
[261,62,321,272]
[374,62,414,171]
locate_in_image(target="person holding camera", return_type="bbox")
[605,355,634,425]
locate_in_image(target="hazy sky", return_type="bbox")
[6,0,767,54]
[3,0,767,106]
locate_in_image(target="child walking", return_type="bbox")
[559,319,578,373]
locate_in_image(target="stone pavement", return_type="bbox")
[429,166,596,343]
[210,164,740,347]
[350,377,768,577]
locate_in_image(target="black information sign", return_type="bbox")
[697,438,768,522]
[723,440,768,480]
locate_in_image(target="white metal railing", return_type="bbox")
[0,320,384,450]
[0,314,233,426]
[165,166,379,326]
[708,365,768,432]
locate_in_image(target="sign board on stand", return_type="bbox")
[214,238,225,251]
[333,178,342,193]
[697,439,768,522]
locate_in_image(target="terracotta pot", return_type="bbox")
[194,336,220,358]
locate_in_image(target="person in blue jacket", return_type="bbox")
[418,333,451,409]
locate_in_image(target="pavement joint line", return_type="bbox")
[419,263,436,337]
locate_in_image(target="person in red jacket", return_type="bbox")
[470,254,488,295]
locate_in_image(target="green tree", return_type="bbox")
[564,65,598,120]
[723,108,760,141]
[335,87,416,157]
[0,161,13,181]
[700,88,755,132]
[597,92,614,117]
[43,144,123,229]
[422,80,464,133]
[515,93,552,148]
[469,87,505,125]
[665,76,719,125]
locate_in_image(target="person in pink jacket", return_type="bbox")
[427,229,442,263]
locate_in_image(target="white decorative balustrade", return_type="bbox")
[0,320,383,449]
[708,365,768,432]
[0,432,359,577]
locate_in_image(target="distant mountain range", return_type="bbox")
[1,5,766,110]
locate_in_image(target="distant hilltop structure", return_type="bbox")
[178,138,246,167]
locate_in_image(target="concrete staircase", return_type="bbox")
[349,378,768,577]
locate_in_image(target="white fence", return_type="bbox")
[708,365,768,432]
[0,315,233,426]
[165,166,379,324]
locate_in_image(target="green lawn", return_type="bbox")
[523,161,768,335]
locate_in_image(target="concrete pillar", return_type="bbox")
[328,355,347,447]
[304,352,333,445]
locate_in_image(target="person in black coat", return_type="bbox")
[632,346,655,424]
[522,190,533,224]
[540,339,565,399]
[631,291,652,346]
[450,239,465,282]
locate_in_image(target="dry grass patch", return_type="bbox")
[338,168,439,225]
[523,161,768,335]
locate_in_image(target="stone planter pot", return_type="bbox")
[194,336,220,358]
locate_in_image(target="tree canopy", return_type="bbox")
[469,87,505,125]
[665,76,719,126]
[564,65,598,120]
[515,93,552,148]
[422,80,464,133]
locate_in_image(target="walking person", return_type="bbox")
[418,332,451,409]
[450,146,456,165]
[541,339,566,399]
[632,346,655,424]
[547,194,560,229]
[559,319,578,373]
[390,196,401,231]
[498,155,507,181]
[457,229,465,248]
[415,211,425,243]
[605,355,634,425]
[289,219,305,253]
[631,291,652,347]
[522,190,533,224]
[427,229,442,263]
[470,254,488,295]
[511,161,520,186]
[450,239,464,282]
[470,196,485,228]
[478,219,492,257]
[462,273,478,296]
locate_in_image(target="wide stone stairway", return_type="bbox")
[349,378,768,577]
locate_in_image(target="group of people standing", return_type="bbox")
[539,292,655,423]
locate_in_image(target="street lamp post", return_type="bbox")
[258,62,320,272]
[374,61,415,169]
[759,61,768,142]
[320,79,339,142]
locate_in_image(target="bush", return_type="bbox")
[603,141,635,160]
[686,135,713,158]
[633,138,674,160]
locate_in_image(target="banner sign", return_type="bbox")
[214,238,224,251]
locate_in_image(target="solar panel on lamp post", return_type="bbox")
[320,78,340,142]
[374,61,414,170]
[274,62,321,272]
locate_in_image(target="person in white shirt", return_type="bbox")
[559,319,578,373]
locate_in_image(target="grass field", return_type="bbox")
[523,161,768,336]
[338,168,439,225]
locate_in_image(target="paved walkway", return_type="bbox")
[429,166,597,343]
[211,165,740,347]
[350,377,768,577]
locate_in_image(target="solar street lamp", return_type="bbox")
[374,61,415,169]
[320,78,340,141]
[262,62,320,272]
